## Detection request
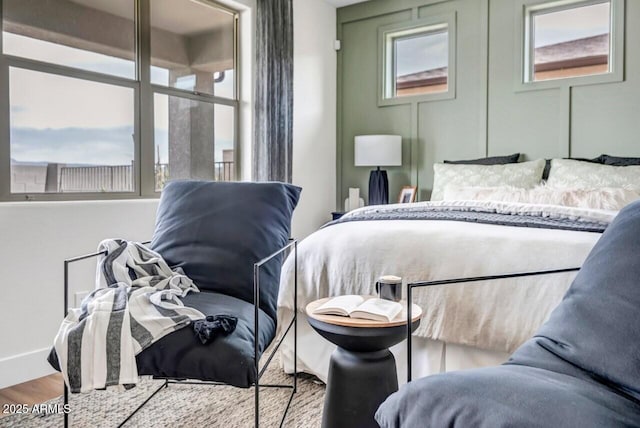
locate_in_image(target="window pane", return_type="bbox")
[150,0,235,97]
[214,104,235,181]
[154,94,235,191]
[394,30,448,97]
[2,0,135,79]
[10,68,135,193]
[214,69,235,99]
[532,2,611,82]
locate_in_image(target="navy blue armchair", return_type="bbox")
[55,181,301,428]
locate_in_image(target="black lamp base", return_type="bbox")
[368,167,389,205]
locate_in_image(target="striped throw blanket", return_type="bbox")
[53,239,204,393]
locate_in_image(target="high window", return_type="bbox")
[0,0,238,200]
[390,28,448,98]
[525,0,612,82]
[379,13,456,106]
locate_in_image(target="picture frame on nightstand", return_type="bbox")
[398,186,417,203]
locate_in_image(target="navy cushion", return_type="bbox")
[376,365,640,428]
[600,154,640,166]
[377,201,640,427]
[151,181,301,321]
[136,291,276,388]
[444,153,520,165]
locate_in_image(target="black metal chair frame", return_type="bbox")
[405,267,581,382]
[61,239,298,428]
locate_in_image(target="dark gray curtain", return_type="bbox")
[253,0,294,183]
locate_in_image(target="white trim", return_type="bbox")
[0,347,56,389]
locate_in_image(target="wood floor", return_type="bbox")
[0,373,63,418]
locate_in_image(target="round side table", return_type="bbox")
[306,297,422,428]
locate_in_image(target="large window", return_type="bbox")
[524,0,614,83]
[0,0,238,200]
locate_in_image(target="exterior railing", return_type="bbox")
[59,165,133,193]
[58,161,234,193]
[215,161,234,182]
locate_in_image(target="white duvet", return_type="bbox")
[278,201,616,354]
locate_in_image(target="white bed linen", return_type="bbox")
[278,202,613,355]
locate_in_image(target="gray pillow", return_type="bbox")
[600,154,640,166]
[444,153,520,165]
[151,180,301,321]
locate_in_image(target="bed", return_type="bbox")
[276,156,640,383]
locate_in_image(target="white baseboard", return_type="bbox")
[0,348,56,389]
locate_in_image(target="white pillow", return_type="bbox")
[443,185,640,211]
[546,159,640,190]
[431,159,545,201]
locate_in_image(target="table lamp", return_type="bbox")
[354,135,402,205]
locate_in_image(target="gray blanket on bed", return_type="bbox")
[329,203,609,233]
[375,201,640,427]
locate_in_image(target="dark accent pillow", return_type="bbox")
[543,157,603,181]
[444,153,520,165]
[600,154,640,166]
[151,181,301,321]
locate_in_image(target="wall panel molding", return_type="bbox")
[337,0,638,206]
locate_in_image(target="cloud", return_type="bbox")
[11,126,135,165]
[11,126,233,166]
[396,32,448,77]
[534,2,610,47]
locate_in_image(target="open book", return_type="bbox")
[313,295,402,323]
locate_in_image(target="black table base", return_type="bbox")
[308,317,420,428]
[323,347,398,428]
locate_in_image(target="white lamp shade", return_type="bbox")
[354,135,402,167]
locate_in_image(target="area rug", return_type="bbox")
[0,361,325,428]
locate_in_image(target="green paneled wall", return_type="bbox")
[336,0,640,207]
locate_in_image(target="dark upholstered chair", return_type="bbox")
[53,181,301,427]
[376,201,640,428]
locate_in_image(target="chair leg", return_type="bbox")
[293,240,298,394]
[255,381,259,428]
[293,313,297,393]
[64,383,69,428]
[117,379,168,428]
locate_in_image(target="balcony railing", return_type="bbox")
[59,164,133,193]
[57,162,234,193]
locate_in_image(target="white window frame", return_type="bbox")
[0,0,241,202]
[378,12,457,107]
[514,0,624,92]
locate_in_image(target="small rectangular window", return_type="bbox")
[9,68,135,194]
[526,1,612,82]
[2,0,135,79]
[153,94,235,191]
[394,30,448,97]
[383,24,449,99]
[150,0,236,98]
